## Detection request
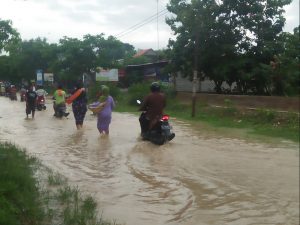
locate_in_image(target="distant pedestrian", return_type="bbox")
[25,85,37,119]
[95,85,115,135]
[67,82,87,130]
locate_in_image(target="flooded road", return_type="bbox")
[0,97,299,225]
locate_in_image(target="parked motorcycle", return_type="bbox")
[36,95,46,111]
[138,100,175,145]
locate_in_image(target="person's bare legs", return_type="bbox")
[76,123,83,130]
[98,129,109,137]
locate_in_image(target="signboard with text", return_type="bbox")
[96,68,118,81]
[36,69,43,85]
[44,73,54,82]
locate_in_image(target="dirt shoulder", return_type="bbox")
[176,92,299,112]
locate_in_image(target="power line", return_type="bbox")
[115,11,168,39]
[115,8,168,39]
[157,0,160,52]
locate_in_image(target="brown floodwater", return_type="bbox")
[0,96,299,225]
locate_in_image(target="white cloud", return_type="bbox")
[0,0,298,50]
[283,0,299,32]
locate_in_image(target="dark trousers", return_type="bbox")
[139,112,150,134]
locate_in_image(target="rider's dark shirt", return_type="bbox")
[140,92,166,120]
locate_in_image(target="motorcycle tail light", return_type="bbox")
[161,115,169,121]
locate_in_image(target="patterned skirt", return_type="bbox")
[72,100,87,125]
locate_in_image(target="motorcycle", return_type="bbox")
[53,103,67,118]
[20,90,26,102]
[138,100,175,145]
[53,98,69,118]
[36,95,47,111]
[0,84,5,96]
[9,87,17,101]
[9,92,17,101]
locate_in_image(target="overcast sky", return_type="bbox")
[0,0,299,50]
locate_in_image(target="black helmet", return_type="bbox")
[150,82,160,92]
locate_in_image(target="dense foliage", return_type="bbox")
[0,2,299,96]
[166,0,299,95]
[87,81,121,102]
[127,82,176,105]
[0,21,135,84]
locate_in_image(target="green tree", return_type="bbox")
[7,38,57,83]
[270,27,300,95]
[0,19,21,82]
[0,19,20,53]
[166,0,292,95]
[53,34,134,82]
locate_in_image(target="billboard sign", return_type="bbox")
[36,69,43,85]
[44,73,54,82]
[96,68,118,81]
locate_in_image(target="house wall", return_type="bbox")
[174,72,236,93]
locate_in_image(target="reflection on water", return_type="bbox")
[0,97,299,225]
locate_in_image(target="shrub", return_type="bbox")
[223,98,237,116]
[128,82,150,105]
[161,82,177,98]
[255,109,276,123]
[127,81,177,106]
[87,82,121,102]
[0,143,44,225]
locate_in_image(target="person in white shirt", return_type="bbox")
[36,85,48,97]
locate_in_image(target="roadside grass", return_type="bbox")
[115,94,299,143]
[0,143,44,225]
[0,142,121,225]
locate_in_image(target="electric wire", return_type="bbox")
[115,11,168,38]
[115,8,167,37]
[115,8,168,38]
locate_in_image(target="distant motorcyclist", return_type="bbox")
[139,82,166,135]
[5,83,11,97]
[9,85,17,100]
[36,85,47,110]
[0,83,5,96]
[36,85,48,98]
[20,85,27,102]
[53,84,69,117]
[20,85,26,93]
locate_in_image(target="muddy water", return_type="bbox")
[0,96,299,225]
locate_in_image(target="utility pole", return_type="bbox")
[192,26,199,117]
[156,0,160,62]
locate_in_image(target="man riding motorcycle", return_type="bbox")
[36,85,48,110]
[20,85,27,101]
[9,85,17,100]
[36,85,48,98]
[53,84,69,117]
[139,82,175,141]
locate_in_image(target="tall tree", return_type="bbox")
[0,19,21,82]
[53,34,135,82]
[0,19,20,53]
[269,27,300,95]
[166,0,292,94]
[8,38,57,83]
